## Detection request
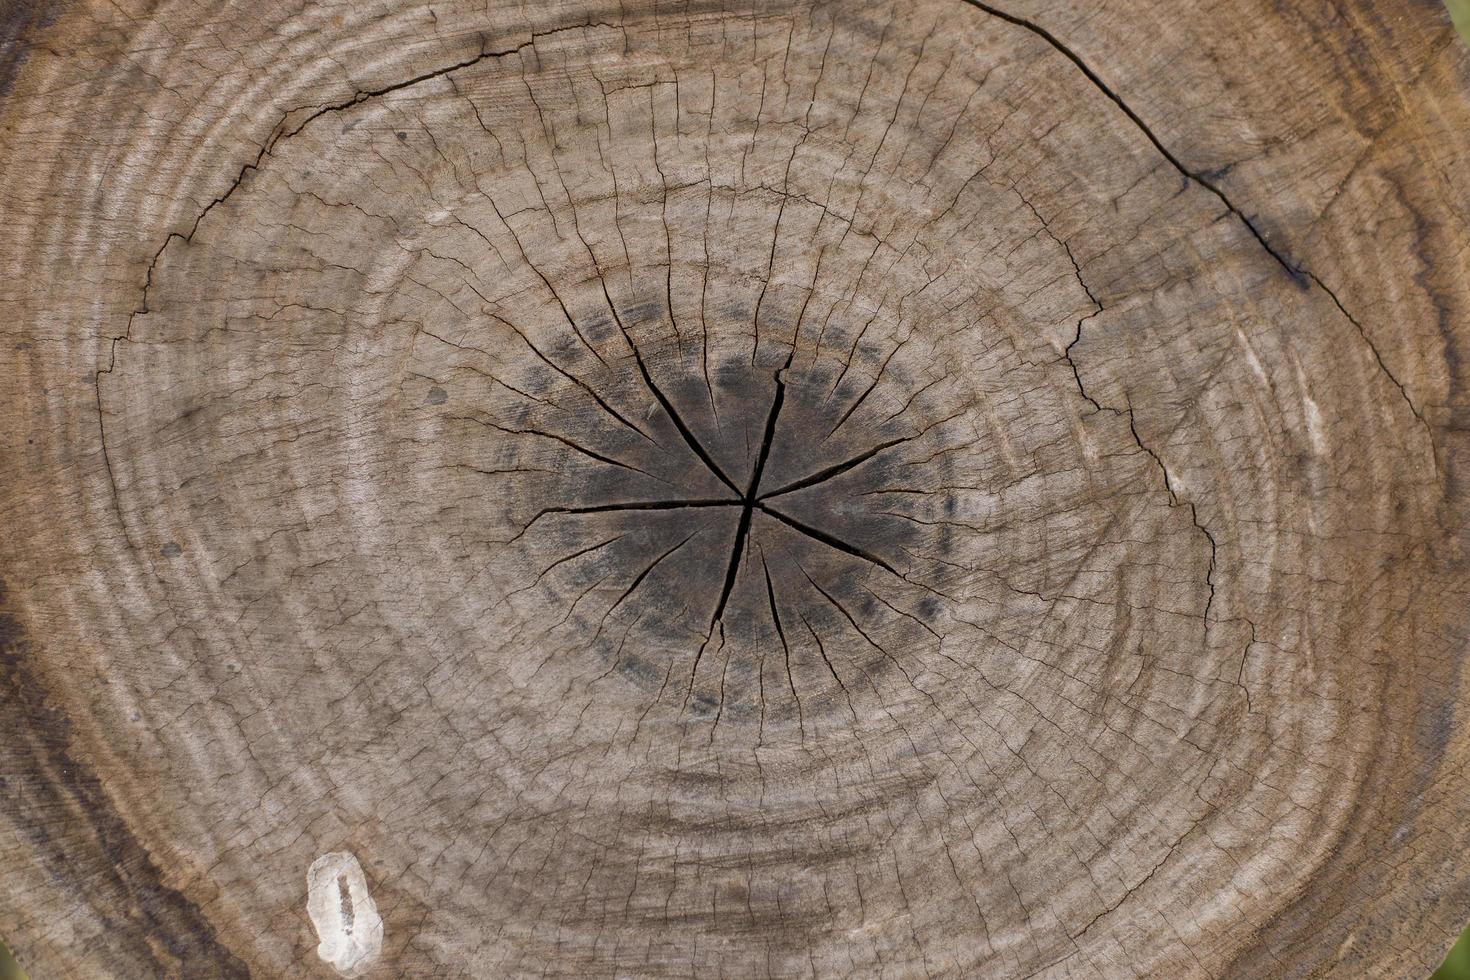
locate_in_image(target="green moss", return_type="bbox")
[0,936,26,980]
[1448,0,1470,44]
[1436,924,1470,980]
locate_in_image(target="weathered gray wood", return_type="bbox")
[2,1,1468,976]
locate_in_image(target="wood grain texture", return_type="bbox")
[1,1,1467,976]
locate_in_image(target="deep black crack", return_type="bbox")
[473,321,958,721]
[962,0,1437,471]
[708,365,787,633]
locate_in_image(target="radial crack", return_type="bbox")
[604,525,708,620]
[760,551,805,717]
[502,498,737,545]
[485,314,659,443]
[759,436,908,500]
[756,503,899,577]
[449,414,669,484]
[764,407,966,500]
[595,280,744,496]
[507,534,623,597]
[705,367,787,633]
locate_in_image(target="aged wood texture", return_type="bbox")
[1,0,1468,976]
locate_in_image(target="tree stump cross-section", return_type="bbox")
[1,1,1468,977]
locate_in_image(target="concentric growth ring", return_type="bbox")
[0,1,1464,977]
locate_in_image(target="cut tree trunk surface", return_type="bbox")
[2,1,1468,977]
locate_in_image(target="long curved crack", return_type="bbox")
[100,1,1245,720]
[960,0,1436,465]
[94,22,631,543]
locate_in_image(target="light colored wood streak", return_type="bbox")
[1,1,1467,976]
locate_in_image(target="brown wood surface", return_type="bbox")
[2,0,1468,976]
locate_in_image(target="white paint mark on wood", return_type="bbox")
[1290,357,1329,456]
[307,851,383,977]
[1236,328,1269,386]
[1303,395,1329,455]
